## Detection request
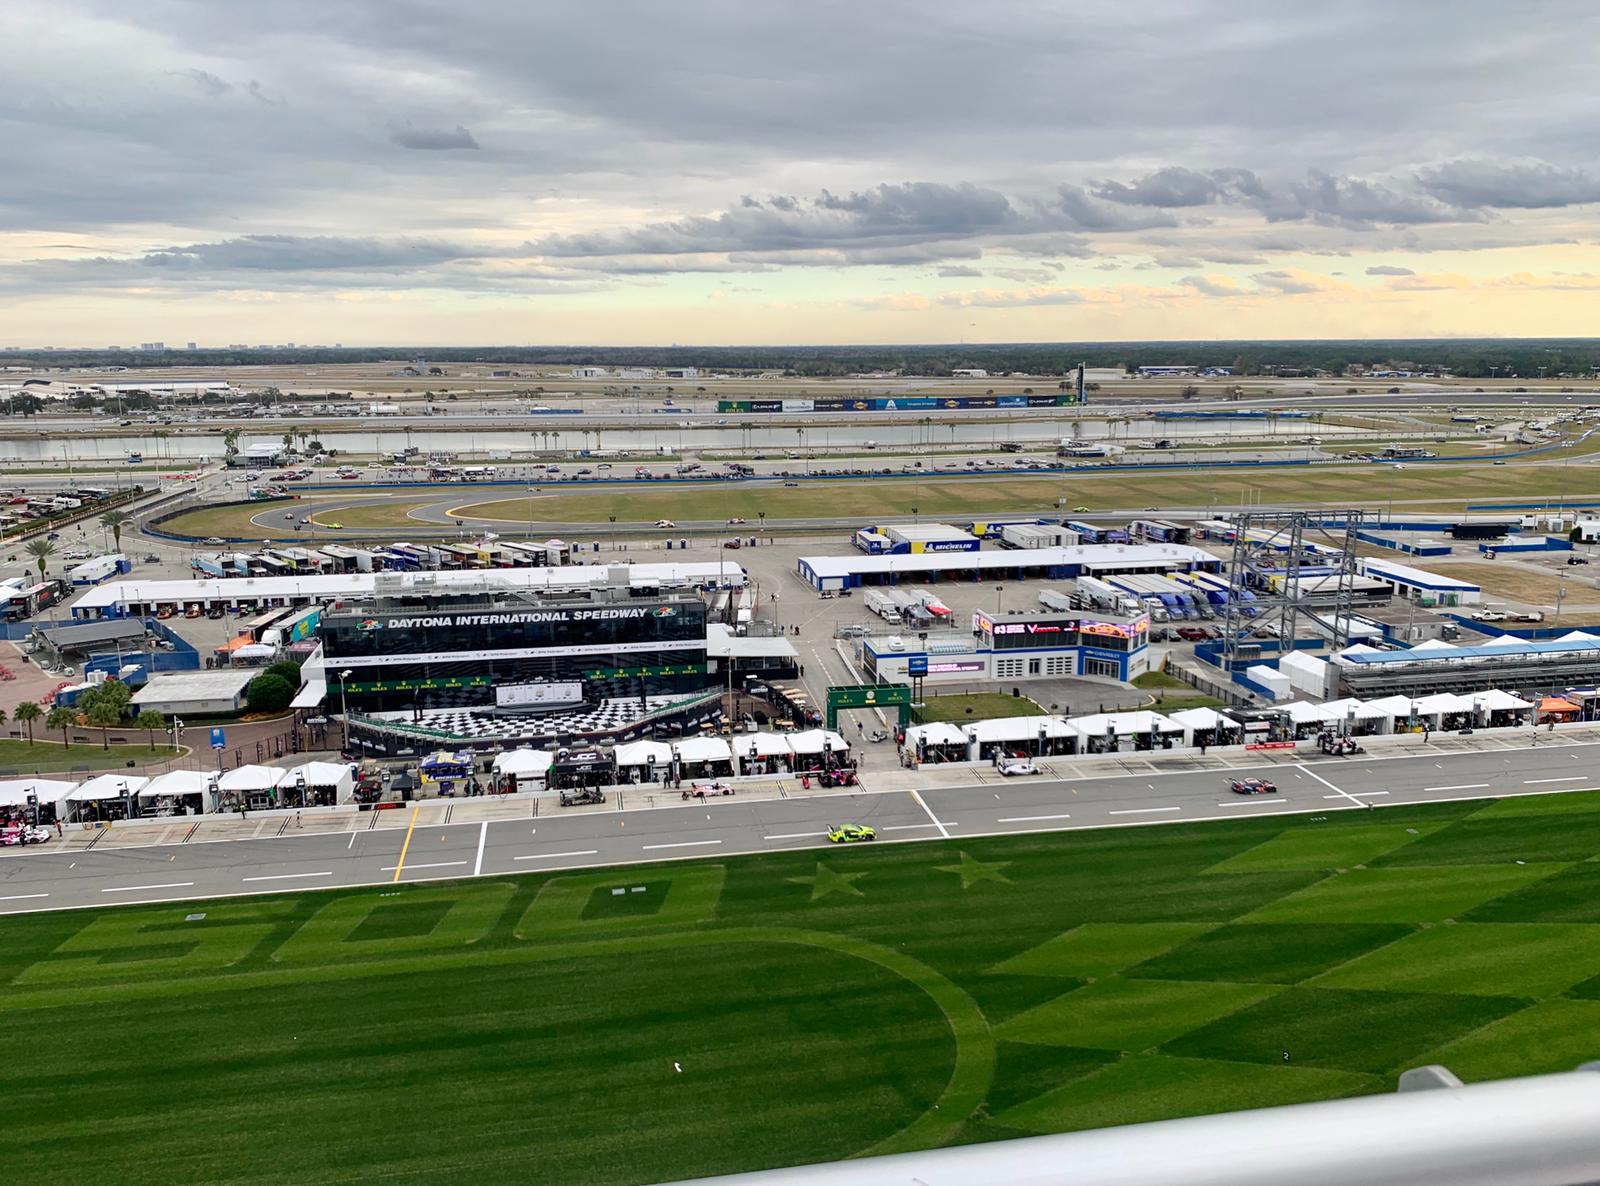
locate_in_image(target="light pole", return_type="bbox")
[996,585,1005,614]
[527,487,536,540]
[338,669,352,751]
[609,514,617,553]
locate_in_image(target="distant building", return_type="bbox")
[571,366,608,378]
[952,368,989,378]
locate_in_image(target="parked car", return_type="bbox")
[723,539,742,549]
[1568,556,1590,566]
[827,823,876,844]
[1229,777,1277,795]
[202,537,226,546]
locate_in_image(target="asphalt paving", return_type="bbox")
[1,739,1593,915]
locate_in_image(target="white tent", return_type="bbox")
[1281,701,1342,725]
[904,722,967,748]
[138,770,215,799]
[1477,635,1528,650]
[1361,695,1416,720]
[614,740,673,768]
[1475,689,1534,710]
[967,715,1076,744]
[217,764,286,792]
[283,760,356,801]
[492,748,554,776]
[1409,639,1459,653]
[1410,692,1476,717]
[1167,706,1240,731]
[68,774,149,801]
[731,732,794,759]
[0,778,76,808]
[786,729,849,755]
[1071,710,1181,737]
[673,736,733,764]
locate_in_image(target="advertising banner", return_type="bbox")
[495,681,585,709]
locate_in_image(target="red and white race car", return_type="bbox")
[1228,777,1278,796]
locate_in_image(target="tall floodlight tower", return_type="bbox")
[1076,361,1087,404]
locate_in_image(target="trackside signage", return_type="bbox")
[362,606,677,630]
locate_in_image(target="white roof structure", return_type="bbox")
[139,770,215,798]
[68,561,747,613]
[798,542,1215,583]
[0,778,75,807]
[1281,701,1339,724]
[732,732,794,759]
[491,749,553,775]
[786,729,849,755]
[1475,688,1535,710]
[217,764,286,792]
[673,736,733,763]
[1476,634,1529,650]
[904,722,968,748]
[131,669,255,706]
[1167,706,1240,730]
[69,774,149,801]
[1071,710,1181,737]
[1410,692,1477,715]
[614,740,672,767]
[967,715,1077,743]
[284,760,355,788]
[1409,639,1459,653]
[1361,695,1416,718]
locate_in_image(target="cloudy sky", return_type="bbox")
[5,0,1600,346]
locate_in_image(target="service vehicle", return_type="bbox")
[827,823,876,843]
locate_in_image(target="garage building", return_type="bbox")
[130,669,257,716]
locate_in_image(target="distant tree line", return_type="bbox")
[12,339,1600,380]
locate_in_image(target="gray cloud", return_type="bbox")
[1055,185,1178,231]
[174,69,232,99]
[937,265,983,277]
[1365,264,1415,275]
[1093,166,1267,208]
[387,122,480,150]
[1177,275,1243,297]
[1416,159,1600,209]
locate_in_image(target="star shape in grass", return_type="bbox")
[788,862,868,901]
[936,851,1012,890]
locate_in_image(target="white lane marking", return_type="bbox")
[1324,790,1389,798]
[347,833,357,850]
[764,831,826,840]
[242,871,335,882]
[102,882,195,893]
[641,840,723,851]
[380,860,468,871]
[0,893,48,901]
[997,813,1073,823]
[883,823,958,832]
[1216,799,1291,806]
[1297,763,1367,807]
[909,788,952,839]
[512,849,600,862]
[1110,806,1180,815]
[1425,783,1489,791]
[1525,776,1588,785]
[473,821,488,877]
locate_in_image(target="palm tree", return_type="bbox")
[83,697,121,750]
[135,709,166,751]
[222,427,242,457]
[13,700,40,744]
[100,509,133,552]
[24,538,55,581]
[46,706,75,747]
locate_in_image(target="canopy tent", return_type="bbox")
[0,778,76,808]
[1361,695,1419,719]
[786,729,849,755]
[283,761,356,802]
[137,770,214,799]
[1475,689,1534,710]
[1409,639,1459,653]
[1410,692,1477,716]
[1281,700,1345,725]
[966,715,1076,744]
[217,764,286,792]
[491,749,554,776]
[1071,710,1181,737]
[1538,696,1582,719]
[903,722,967,749]
[69,774,149,801]
[614,740,673,768]
[673,736,734,764]
[1167,707,1241,731]
[1476,635,1530,650]
[731,732,795,759]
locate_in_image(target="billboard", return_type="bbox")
[1080,617,1151,640]
[495,681,585,709]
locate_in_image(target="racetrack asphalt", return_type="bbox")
[0,739,1592,914]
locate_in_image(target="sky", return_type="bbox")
[5,1,1600,347]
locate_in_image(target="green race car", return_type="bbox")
[827,823,876,844]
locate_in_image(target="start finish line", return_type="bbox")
[826,684,912,731]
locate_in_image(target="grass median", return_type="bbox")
[6,792,1600,1184]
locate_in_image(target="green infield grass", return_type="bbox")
[7,794,1600,1184]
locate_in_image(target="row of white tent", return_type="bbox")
[902,690,1543,761]
[0,761,357,813]
[492,730,853,787]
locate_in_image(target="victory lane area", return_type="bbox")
[8,792,1600,1185]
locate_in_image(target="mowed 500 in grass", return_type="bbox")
[9,792,1600,1185]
